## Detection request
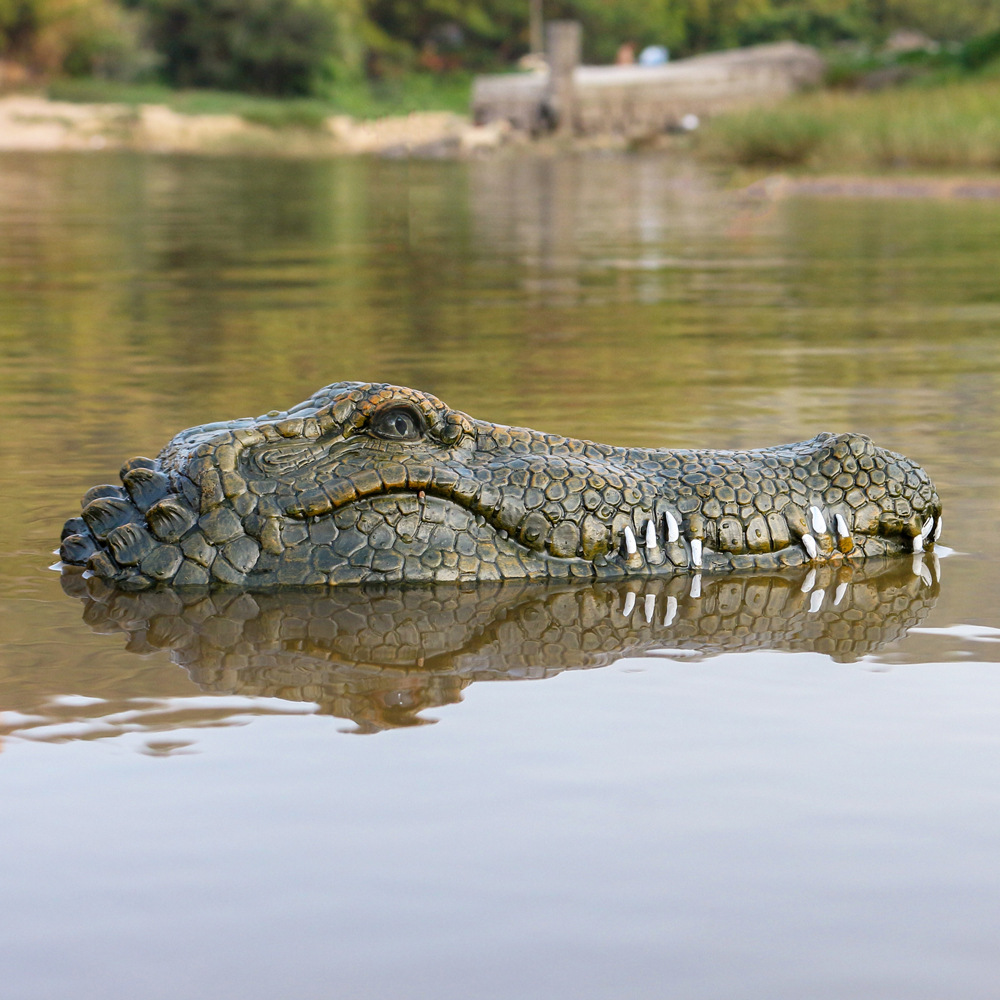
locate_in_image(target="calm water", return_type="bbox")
[2,150,1000,999]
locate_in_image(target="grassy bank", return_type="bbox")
[45,73,473,128]
[38,63,1000,171]
[697,74,1000,171]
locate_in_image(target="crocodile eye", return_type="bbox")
[371,405,424,442]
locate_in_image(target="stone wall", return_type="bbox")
[472,42,825,137]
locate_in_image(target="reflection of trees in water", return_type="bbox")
[19,560,937,741]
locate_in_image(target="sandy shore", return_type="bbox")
[0,94,518,157]
[4,95,1000,202]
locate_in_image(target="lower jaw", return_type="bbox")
[69,490,928,590]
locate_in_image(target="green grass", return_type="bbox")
[698,109,831,167]
[698,76,1000,171]
[46,73,473,128]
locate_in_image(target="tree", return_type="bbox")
[135,0,363,93]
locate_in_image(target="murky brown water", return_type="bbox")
[2,150,1000,999]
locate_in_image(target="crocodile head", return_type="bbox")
[60,381,943,589]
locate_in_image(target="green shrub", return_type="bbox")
[700,109,831,166]
[961,29,1000,71]
[1,0,158,80]
[133,0,361,96]
[699,78,1000,171]
[61,4,160,80]
[738,5,870,48]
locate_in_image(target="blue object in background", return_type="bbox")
[639,45,669,66]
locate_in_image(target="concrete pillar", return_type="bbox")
[545,20,581,135]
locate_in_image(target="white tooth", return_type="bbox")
[663,595,677,627]
[691,538,703,568]
[809,505,827,534]
[644,594,655,623]
[624,525,638,556]
[834,582,848,606]
[623,592,636,616]
[921,517,934,539]
[809,590,825,613]
[801,569,816,593]
[929,551,941,581]
[912,533,923,553]
[645,519,658,550]
[911,553,924,577]
[690,573,702,599]
[802,533,818,559]
[835,513,850,539]
[919,563,933,587]
[934,516,943,541]
[665,510,680,543]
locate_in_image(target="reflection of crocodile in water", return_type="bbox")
[62,560,938,733]
[60,382,942,589]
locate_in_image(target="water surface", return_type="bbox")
[1,151,1000,999]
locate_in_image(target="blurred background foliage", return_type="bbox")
[2,0,1000,97]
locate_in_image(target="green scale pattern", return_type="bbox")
[60,381,942,590]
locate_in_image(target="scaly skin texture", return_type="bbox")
[60,381,943,590]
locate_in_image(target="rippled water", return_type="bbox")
[2,151,1000,999]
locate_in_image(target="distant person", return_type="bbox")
[638,45,669,66]
[616,42,636,65]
